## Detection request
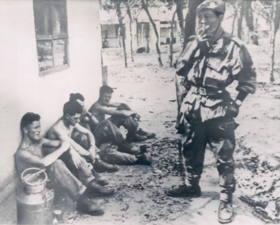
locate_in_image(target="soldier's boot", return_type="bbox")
[84,179,115,198]
[165,179,201,198]
[93,159,119,173]
[135,152,152,165]
[76,195,104,216]
[218,201,234,224]
[136,128,156,139]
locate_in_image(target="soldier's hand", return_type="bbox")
[69,149,83,168]
[196,25,209,43]
[225,102,240,118]
[133,113,141,121]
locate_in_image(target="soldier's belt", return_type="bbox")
[189,86,223,96]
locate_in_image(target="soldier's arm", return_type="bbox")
[53,127,90,157]
[96,104,136,117]
[233,45,257,104]
[17,142,70,168]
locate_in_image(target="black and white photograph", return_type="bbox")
[0,0,280,224]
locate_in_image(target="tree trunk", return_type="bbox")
[169,11,176,67]
[244,0,254,32]
[115,0,128,68]
[175,0,185,47]
[141,0,163,66]
[123,0,134,62]
[231,5,237,35]
[237,0,244,40]
[270,0,280,83]
[183,0,204,48]
[244,0,254,44]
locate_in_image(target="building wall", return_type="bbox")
[0,0,101,203]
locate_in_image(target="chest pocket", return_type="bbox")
[203,55,231,89]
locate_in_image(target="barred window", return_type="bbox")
[33,0,69,76]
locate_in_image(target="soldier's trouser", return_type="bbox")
[98,147,138,165]
[183,118,236,202]
[47,159,87,201]
[93,120,135,154]
[73,120,138,165]
[59,150,95,186]
[108,105,139,135]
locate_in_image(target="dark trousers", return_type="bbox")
[183,118,237,202]
[47,159,88,201]
[73,120,138,165]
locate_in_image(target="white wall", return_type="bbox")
[0,0,101,202]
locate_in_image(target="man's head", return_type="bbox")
[20,112,41,141]
[99,85,114,106]
[63,101,83,126]
[196,0,225,35]
[69,93,85,107]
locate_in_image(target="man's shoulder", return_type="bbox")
[223,32,245,47]
[17,138,44,152]
[47,119,65,136]
[89,101,102,111]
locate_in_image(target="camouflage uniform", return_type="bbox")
[176,25,256,201]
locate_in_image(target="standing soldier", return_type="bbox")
[166,0,256,223]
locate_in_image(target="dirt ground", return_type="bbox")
[54,45,280,225]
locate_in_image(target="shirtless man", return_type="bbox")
[68,93,119,173]
[89,85,155,142]
[70,93,152,166]
[46,100,115,197]
[15,112,105,216]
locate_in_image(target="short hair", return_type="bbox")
[99,85,114,95]
[63,101,83,116]
[69,93,85,102]
[20,112,41,132]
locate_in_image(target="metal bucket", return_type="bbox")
[21,167,47,194]
[17,167,54,225]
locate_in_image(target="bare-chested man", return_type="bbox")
[70,93,152,166]
[15,112,105,216]
[46,100,115,196]
[89,85,155,142]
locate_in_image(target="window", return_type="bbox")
[33,0,69,76]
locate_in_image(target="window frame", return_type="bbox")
[33,0,70,76]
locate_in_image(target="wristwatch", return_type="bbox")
[235,99,242,106]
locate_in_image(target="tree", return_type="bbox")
[169,11,177,67]
[115,0,128,68]
[269,0,280,83]
[183,0,204,47]
[123,0,137,62]
[141,0,163,66]
[237,0,245,39]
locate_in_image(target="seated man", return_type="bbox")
[70,93,152,166]
[15,112,106,216]
[45,101,115,197]
[68,93,119,173]
[89,85,155,142]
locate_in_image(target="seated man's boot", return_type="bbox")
[137,128,156,139]
[94,177,109,186]
[126,133,147,142]
[76,195,104,216]
[135,152,152,165]
[85,180,115,198]
[166,184,201,198]
[93,159,119,173]
[117,144,141,155]
[218,201,233,224]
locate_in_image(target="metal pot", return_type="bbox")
[21,167,48,194]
